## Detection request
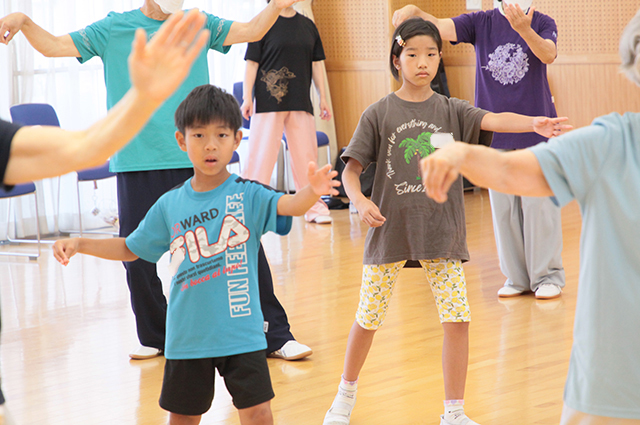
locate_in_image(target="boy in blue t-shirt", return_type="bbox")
[52,84,340,425]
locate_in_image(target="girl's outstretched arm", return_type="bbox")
[53,237,138,266]
[481,112,572,138]
[343,158,386,228]
[277,162,340,216]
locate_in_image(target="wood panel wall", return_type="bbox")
[314,0,640,150]
[313,0,392,150]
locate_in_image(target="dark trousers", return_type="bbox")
[117,169,294,352]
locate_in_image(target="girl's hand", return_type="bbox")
[319,99,332,121]
[355,198,386,228]
[53,238,80,266]
[240,98,253,120]
[532,116,572,138]
[307,161,341,197]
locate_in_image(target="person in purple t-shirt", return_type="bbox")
[393,0,565,300]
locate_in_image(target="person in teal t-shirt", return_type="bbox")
[420,9,640,424]
[0,0,314,362]
[53,84,340,425]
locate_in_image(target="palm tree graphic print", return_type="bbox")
[398,132,435,164]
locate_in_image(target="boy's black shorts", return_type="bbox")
[159,349,274,416]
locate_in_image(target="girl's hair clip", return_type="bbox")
[396,35,406,47]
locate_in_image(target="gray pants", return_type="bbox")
[489,189,565,292]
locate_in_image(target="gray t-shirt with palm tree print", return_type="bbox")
[342,92,492,265]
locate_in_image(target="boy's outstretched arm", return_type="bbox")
[481,112,572,138]
[53,238,138,267]
[342,158,386,228]
[420,142,553,203]
[277,162,340,216]
[224,0,302,45]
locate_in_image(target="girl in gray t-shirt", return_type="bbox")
[323,18,570,425]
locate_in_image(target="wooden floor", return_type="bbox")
[0,189,582,425]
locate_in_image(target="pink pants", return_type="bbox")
[242,110,329,220]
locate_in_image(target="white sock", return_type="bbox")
[444,399,466,424]
[326,376,358,419]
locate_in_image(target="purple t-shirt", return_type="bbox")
[452,8,558,149]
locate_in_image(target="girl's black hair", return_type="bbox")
[390,18,443,81]
[174,84,242,135]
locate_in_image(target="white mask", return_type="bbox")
[155,0,184,14]
[498,0,533,16]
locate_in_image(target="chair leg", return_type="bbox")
[280,139,289,194]
[77,180,84,237]
[1,193,41,260]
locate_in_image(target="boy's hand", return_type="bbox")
[532,116,572,138]
[354,198,386,228]
[53,238,80,266]
[307,161,341,197]
[129,9,209,104]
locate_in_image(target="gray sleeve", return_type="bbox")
[452,97,493,146]
[341,106,380,171]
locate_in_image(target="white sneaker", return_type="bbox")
[535,283,562,299]
[323,386,357,425]
[440,413,481,425]
[306,214,332,224]
[268,340,312,360]
[129,345,163,360]
[497,286,524,298]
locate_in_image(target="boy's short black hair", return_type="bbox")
[174,84,242,135]
[390,18,443,81]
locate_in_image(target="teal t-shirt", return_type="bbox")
[126,175,292,359]
[530,112,640,419]
[70,10,233,172]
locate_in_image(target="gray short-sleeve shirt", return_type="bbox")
[343,93,491,265]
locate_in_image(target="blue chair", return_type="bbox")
[281,130,332,192]
[233,82,289,192]
[0,183,41,260]
[10,103,117,236]
[315,130,332,166]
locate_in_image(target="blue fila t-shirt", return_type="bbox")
[69,9,233,173]
[126,174,292,359]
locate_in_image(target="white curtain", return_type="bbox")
[1,0,264,239]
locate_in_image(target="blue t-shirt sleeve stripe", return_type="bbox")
[69,13,113,63]
[205,13,233,53]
